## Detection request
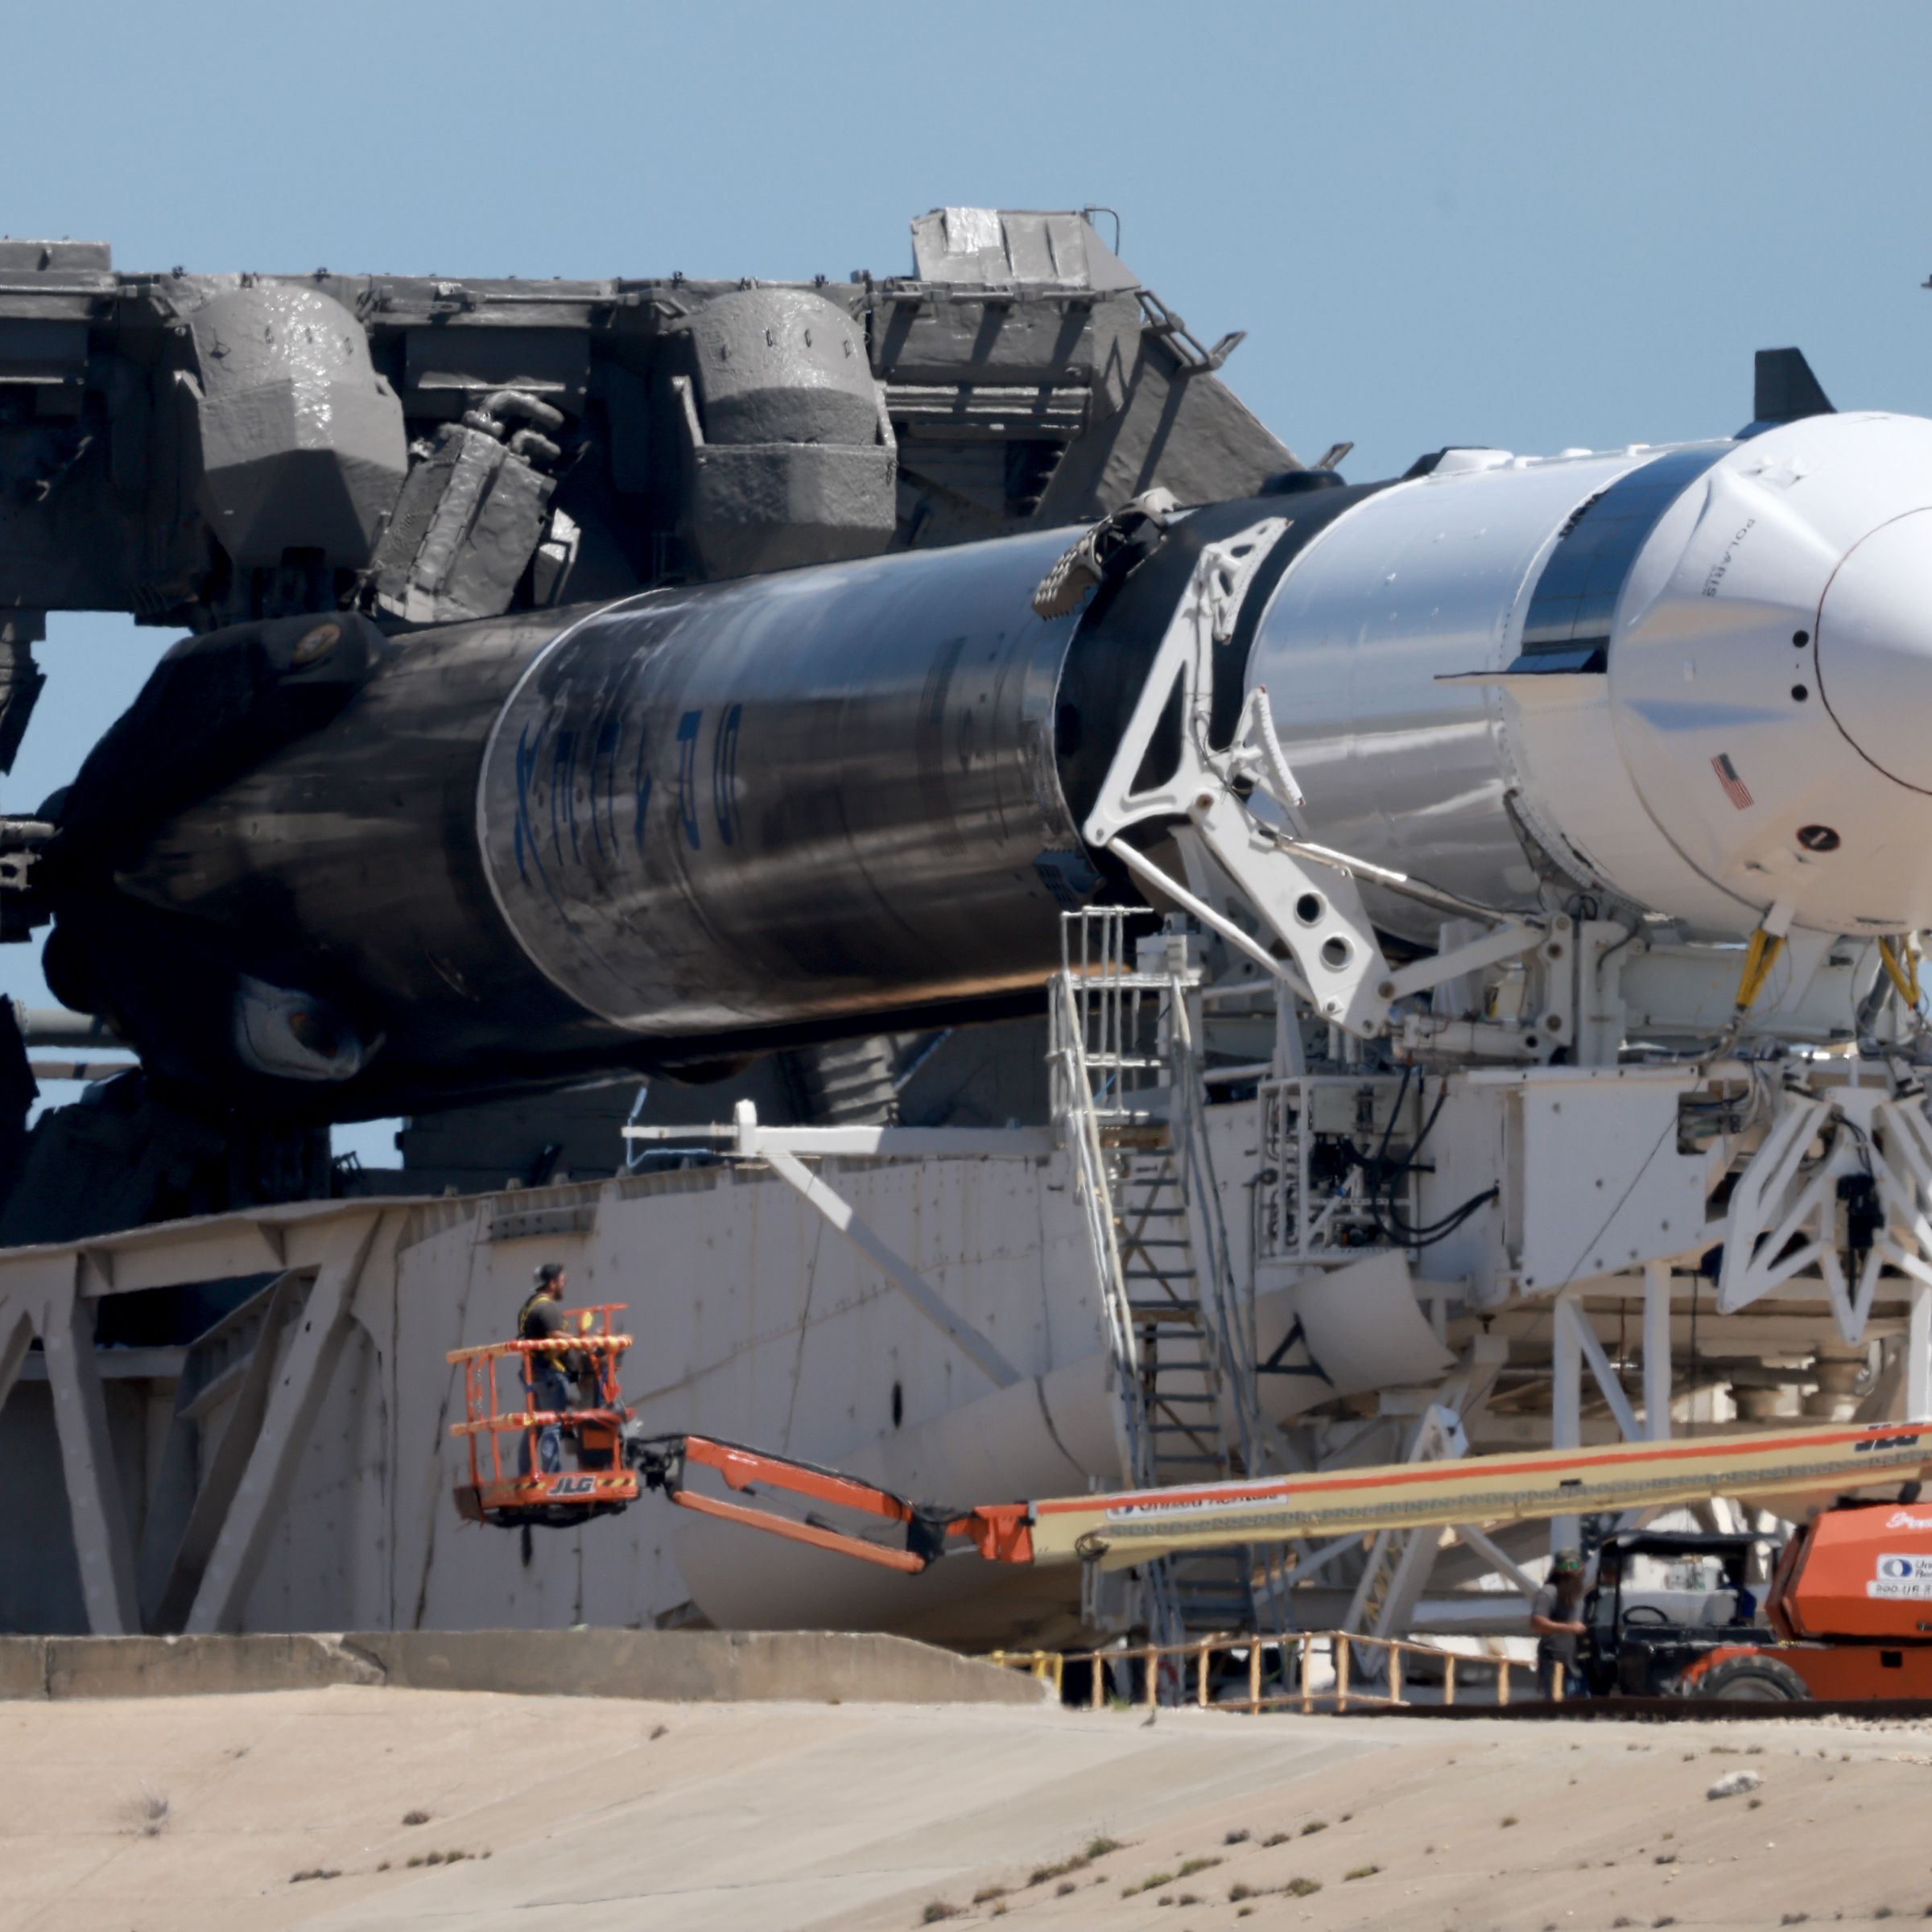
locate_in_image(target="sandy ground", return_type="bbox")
[3,1687,1930,1932]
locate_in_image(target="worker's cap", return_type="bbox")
[534,1262,566,1286]
[1551,1549,1584,1575]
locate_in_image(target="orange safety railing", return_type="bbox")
[989,1629,1549,1713]
[447,1305,637,1519]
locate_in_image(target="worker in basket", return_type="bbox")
[517,1262,593,1475]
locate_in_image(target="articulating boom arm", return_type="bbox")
[624,1431,1034,1572]
[632,1421,1932,1575]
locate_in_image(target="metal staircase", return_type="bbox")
[1050,909,1287,1667]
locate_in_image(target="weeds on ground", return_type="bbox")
[1025,1837,1124,1887]
[1229,1876,1323,1902]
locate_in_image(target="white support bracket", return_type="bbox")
[1718,1085,1932,1345]
[151,1271,306,1634]
[1082,520,1393,1034]
[1451,1522,1540,1599]
[1081,521,1542,1039]
[1643,1261,1673,1442]
[625,1121,1054,1159]
[1911,1278,1932,1423]
[1559,1294,1644,1444]
[1715,1092,1843,1323]
[184,1216,385,1634]
[39,1278,140,1635]
[1550,1289,1651,1548]
[734,1102,1022,1390]
[1552,1289,1583,1554]
[0,1302,32,1421]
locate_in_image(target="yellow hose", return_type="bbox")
[1879,935,1922,1009]
[1734,927,1785,1012]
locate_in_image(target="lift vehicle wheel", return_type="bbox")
[1692,1654,1810,1701]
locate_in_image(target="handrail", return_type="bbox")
[987,1626,1543,1713]
[448,1333,634,1365]
[1052,971,1139,1388]
[446,1301,630,1368]
[448,1404,628,1438]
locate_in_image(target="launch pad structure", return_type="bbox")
[2,208,1932,1671]
[3,876,1928,1655]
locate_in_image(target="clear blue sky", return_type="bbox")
[6,0,1930,1159]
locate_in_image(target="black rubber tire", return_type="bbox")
[1690,1653,1811,1702]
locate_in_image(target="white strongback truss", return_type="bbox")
[1080,524,1542,1041]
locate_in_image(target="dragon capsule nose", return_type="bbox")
[1816,506,1932,795]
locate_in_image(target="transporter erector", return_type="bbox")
[3,215,1932,1654]
[26,382,1932,1112]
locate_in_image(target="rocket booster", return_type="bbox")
[39,407,1932,1117]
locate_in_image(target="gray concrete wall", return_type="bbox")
[0,1150,1112,1645]
[0,1628,1049,1706]
[0,1384,87,1633]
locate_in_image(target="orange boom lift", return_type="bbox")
[448,1304,638,1528]
[450,1308,1932,1699]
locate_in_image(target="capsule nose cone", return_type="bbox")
[1818,507,1932,793]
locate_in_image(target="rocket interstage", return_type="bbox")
[36,411,1932,1116]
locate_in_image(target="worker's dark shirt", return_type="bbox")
[518,1292,592,1402]
[1531,1582,1580,1667]
[518,1293,567,1348]
[518,1292,572,1382]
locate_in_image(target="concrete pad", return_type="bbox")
[360,1627,1047,1704]
[41,1632,381,1700]
[4,1689,1931,1931]
[0,1636,44,1699]
[0,1629,1044,1707]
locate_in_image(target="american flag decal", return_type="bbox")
[1712,752,1754,811]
